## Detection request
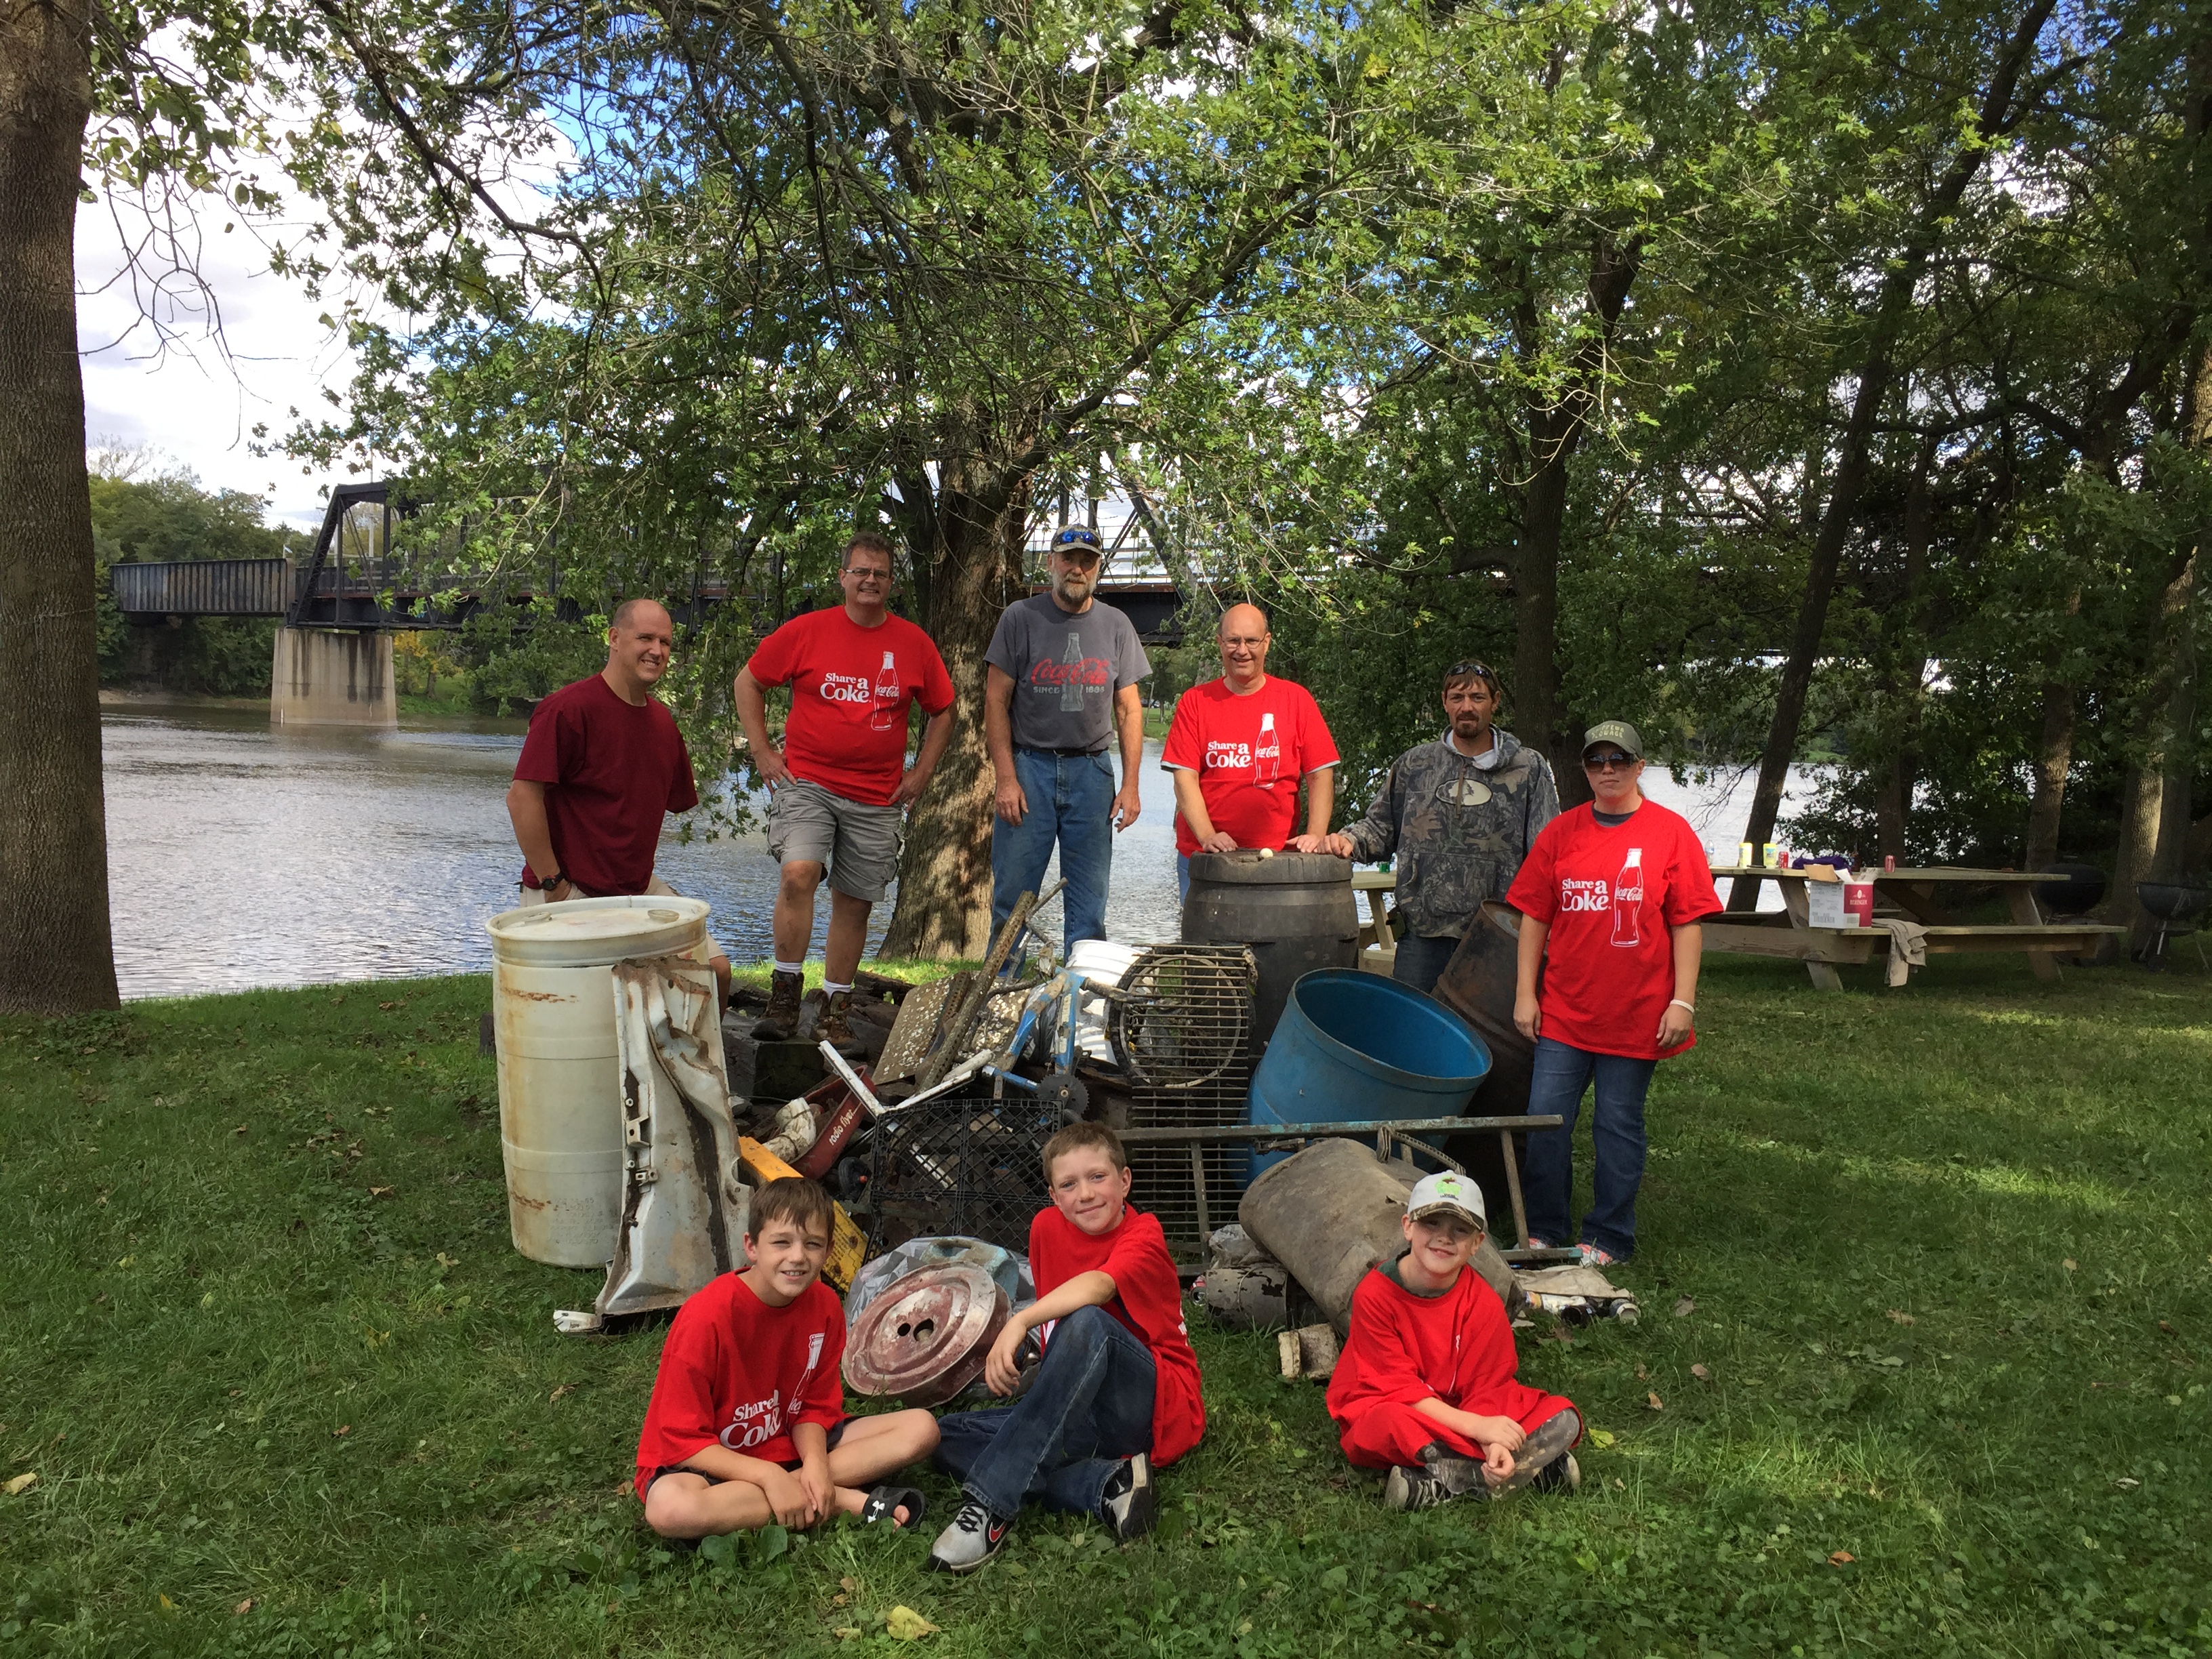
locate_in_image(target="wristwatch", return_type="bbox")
[539,871,567,893]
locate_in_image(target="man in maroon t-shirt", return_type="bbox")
[735,533,956,1044]
[507,598,731,1004]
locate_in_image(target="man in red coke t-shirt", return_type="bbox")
[734,533,956,1045]
[508,597,730,1002]
[1504,720,1721,1268]
[1159,602,1340,899]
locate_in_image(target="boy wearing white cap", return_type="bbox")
[1325,1170,1583,1510]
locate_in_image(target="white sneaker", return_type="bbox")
[926,1499,1012,1574]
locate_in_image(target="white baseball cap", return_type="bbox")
[1406,1170,1486,1229]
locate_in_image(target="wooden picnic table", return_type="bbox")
[1702,865,2125,989]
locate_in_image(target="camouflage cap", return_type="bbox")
[1582,720,1644,760]
[1406,1170,1486,1229]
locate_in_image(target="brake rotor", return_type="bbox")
[842,1263,1010,1407]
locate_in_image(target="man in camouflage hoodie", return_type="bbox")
[1322,661,1560,993]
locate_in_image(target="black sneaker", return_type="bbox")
[927,1499,1012,1573]
[1102,1454,1156,1542]
[1530,1452,1582,1494]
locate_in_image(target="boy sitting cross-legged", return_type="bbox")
[926,1122,1205,1573]
[636,1176,940,1538]
[1328,1170,1583,1511]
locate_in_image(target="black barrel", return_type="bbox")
[1429,901,1534,1231]
[1180,850,1357,1044]
[2037,862,2108,916]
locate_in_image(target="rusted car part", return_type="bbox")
[556,956,741,1333]
[843,1263,1010,1408]
[1238,1136,1521,1336]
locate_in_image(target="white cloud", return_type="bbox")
[76,176,359,533]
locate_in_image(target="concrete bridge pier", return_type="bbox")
[271,628,396,728]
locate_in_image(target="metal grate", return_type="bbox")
[864,1092,1059,1258]
[1112,945,1256,1263]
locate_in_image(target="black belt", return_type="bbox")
[1019,745,1109,758]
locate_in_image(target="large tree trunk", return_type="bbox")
[878,468,1029,959]
[0,0,119,1015]
[1872,434,1938,864]
[2022,676,2077,870]
[2100,548,2200,952]
[1509,234,1643,808]
[1731,0,2054,910]
[2148,550,2198,880]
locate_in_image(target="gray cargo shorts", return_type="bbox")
[766,777,904,904]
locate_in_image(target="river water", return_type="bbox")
[100,703,1804,1001]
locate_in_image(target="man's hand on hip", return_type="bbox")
[754,748,793,790]
[890,766,932,808]
[1111,784,1141,831]
[994,775,1029,825]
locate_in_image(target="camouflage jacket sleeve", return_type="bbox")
[1341,760,1402,863]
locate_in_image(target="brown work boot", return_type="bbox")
[821,990,865,1057]
[753,969,804,1041]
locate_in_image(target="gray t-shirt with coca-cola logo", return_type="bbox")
[985,592,1151,754]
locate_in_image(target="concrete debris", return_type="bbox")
[1277,1323,1340,1382]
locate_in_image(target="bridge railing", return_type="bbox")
[111,558,291,617]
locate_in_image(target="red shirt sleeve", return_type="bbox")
[1505,815,1563,922]
[1661,814,1722,925]
[1160,690,1202,771]
[1329,1273,1437,1416]
[665,721,701,813]
[514,693,576,785]
[1294,685,1340,774]
[1099,1212,1185,1346]
[744,616,803,689]
[912,632,956,717]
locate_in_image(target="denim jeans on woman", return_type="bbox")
[991,748,1116,947]
[933,1304,1155,1521]
[1521,1036,1658,1261]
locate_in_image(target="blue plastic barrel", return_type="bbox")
[1246,970,1492,1175]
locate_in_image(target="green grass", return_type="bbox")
[3,960,2209,1658]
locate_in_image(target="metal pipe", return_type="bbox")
[1113,1115,1562,1144]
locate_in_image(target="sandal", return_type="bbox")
[859,1485,928,1530]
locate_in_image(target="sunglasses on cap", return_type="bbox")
[1445,659,1496,680]
[1051,526,1103,553]
[1584,752,1637,771]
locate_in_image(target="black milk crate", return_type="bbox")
[864,1091,1059,1256]
[1126,1063,1252,1266]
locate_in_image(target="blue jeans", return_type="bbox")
[1391,933,1460,995]
[1522,1036,1657,1260]
[1177,853,1191,905]
[933,1305,1155,1521]
[992,750,1115,947]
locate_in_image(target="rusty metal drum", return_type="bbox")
[842,1263,1010,1407]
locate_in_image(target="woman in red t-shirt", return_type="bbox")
[1502,721,1720,1267]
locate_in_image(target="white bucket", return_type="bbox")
[486,896,713,1267]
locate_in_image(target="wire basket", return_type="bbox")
[864,1092,1059,1257]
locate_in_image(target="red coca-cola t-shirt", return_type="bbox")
[1028,1204,1206,1466]
[513,673,700,895]
[1504,800,1721,1060]
[1160,677,1340,855]
[632,1273,847,1497]
[744,607,955,806]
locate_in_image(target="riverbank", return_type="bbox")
[4,958,2206,1657]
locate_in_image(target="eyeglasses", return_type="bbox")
[1051,527,1103,551]
[844,565,891,583]
[1584,752,1637,771]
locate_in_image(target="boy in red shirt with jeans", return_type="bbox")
[636,1178,939,1538]
[1328,1171,1582,1511]
[927,1123,1205,1573]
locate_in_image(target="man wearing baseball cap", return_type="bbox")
[1505,719,1721,1267]
[1324,1170,1582,1511]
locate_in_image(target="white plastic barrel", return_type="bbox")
[486,896,714,1267]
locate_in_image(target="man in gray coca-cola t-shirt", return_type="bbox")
[983,526,1152,946]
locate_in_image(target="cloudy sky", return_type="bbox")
[77,180,360,534]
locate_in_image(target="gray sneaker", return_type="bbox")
[1383,1451,1489,1511]
[926,1499,1012,1574]
[1498,1410,1583,1494]
[1102,1454,1156,1542]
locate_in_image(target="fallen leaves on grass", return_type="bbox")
[1886,1310,1917,1326]
[4,1472,38,1496]
[2115,1477,2140,1490]
[1673,1297,1695,1318]
[549,1384,575,1404]
[886,1605,939,1640]
[1829,1551,1855,1567]
[2063,1258,2077,1272]
[832,1630,862,1642]
[234,1599,254,1616]
[1589,1429,1616,1449]
[2159,1319,2179,1335]
[369,1186,394,1199]
[1691,1364,1711,1382]
[1645,1392,1664,1412]
[232,1124,248,1136]
[332,1425,351,1438]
